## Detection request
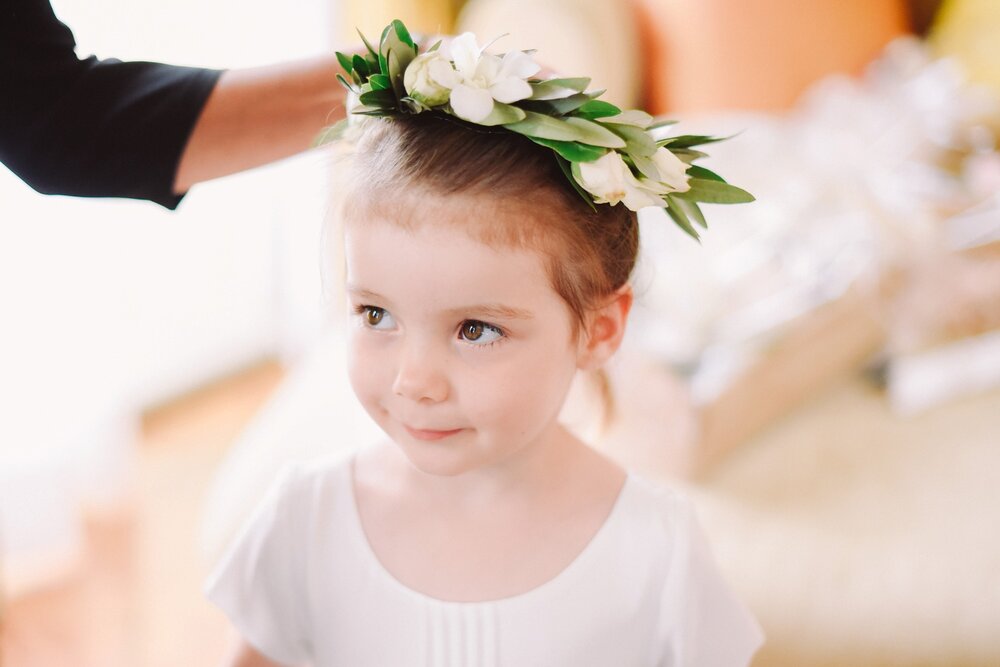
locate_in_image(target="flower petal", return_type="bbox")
[428,58,459,88]
[449,33,481,78]
[489,77,532,103]
[576,152,630,205]
[621,165,668,209]
[622,185,667,211]
[651,147,691,192]
[499,50,541,80]
[475,53,502,84]
[450,83,495,122]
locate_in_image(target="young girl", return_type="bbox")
[206,24,764,667]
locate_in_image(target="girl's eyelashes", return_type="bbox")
[458,320,505,347]
[354,304,396,330]
[353,305,505,348]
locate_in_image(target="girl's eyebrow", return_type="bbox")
[443,303,534,321]
[346,285,387,302]
[346,285,533,321]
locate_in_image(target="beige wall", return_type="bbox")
[634,0,911,113]
[337,0,459,43]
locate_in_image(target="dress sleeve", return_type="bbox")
[204,466,312,666]
[0,0,222,209]
[656,494,765,667]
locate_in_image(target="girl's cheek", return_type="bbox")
[347,333,390,394]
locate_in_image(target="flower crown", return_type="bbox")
[317,19,753,241]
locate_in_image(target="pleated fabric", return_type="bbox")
[206,451,764,667]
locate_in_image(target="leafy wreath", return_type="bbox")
[317,19,754,240]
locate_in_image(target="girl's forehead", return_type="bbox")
[342,186,556,248]
[343,215,561,313]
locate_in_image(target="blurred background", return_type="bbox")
[2,0,999,665]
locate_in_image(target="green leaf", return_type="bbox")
[674,178,755,204]
[541,77,591,91]
[393,37,417,73]
[369,73,391,91]
[686,165,726,182]
[520,93,593,116]
[357,29,379,62]
[530,138,607,162]
[630,153,660,181]
[392,19,416,50]
[664,197,701,241]
[665,147,708,164]
[575,100,621,120]
[597,109,653,128]
[352,54,370,79]
[359,87,396,107]
[648,118,678,130]
[427,39,443,53]
[380,22,417,75]
[399,96,428,113]
[312,119,350,147]
[667,194,708,229]
[336,51,354,74]
[336,73,357,93]
[561,117,628,148]
[504,111,625,148]
[606,123,657,157]
[529,77,591,100]
[386,49,405,98]
[352,105,393,116]
[660,134,729,149]
[350,69,363,86]
[379,22,393,48]
[377,41,388,75]
[477,102,527,126]
[554,155,597,211]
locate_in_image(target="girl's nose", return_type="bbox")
[391,342,450,404]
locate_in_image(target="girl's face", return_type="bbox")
[343,205,584,478]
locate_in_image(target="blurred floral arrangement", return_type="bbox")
[629,37,1000,413]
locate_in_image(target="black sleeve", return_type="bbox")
[0,0,224,209]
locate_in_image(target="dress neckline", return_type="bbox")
[343,454,633,607]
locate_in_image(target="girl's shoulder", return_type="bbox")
[613,473,705,554]
[265,449,360,513]
[620,472,695,521]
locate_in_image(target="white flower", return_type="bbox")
[403,52,459,107]
[441,32,540,123]
[649,147,691,193]
[574,152,667,211]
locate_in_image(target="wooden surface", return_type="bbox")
[0,361,285,667]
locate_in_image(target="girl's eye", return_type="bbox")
[358,305,396,330]
[459,320,504,346]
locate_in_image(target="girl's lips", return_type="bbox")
[404,425,464,441]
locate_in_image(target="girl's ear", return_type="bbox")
[576,284,634,371]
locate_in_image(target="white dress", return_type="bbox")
[205,452,764,667]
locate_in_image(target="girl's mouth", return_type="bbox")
[404,425,464,441]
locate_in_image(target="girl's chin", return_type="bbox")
[391,435,488,478]
[398,449,480,477]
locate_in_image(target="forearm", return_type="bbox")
[173,54,347,193]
